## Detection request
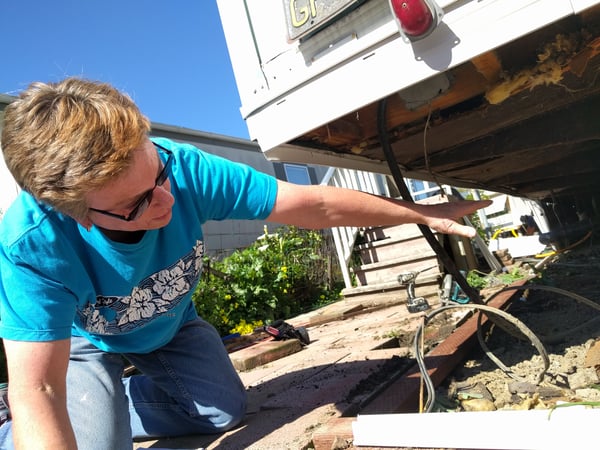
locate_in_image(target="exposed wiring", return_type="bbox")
[414,282,600,412]
[422,102,444,194]
[418,322,425,413]
[484,283,600,344]
[414,303,549,413]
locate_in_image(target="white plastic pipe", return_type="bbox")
[352,406,599,449]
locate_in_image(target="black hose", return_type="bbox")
[377,98,482,303]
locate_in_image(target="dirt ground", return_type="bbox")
[133,239,600,450]
[435,241,600,413]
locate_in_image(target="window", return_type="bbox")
[408,178,441,201]
[283,163,312,185]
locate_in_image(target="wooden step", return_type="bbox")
[356,232,443,265]
[342,272,441,303]
[349,194,477,289]
[352,250,442,286]
[342,272,441,296]
[360,223,426,243]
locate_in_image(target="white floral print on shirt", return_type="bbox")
[80,240,204,335]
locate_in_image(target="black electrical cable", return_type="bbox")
[377,98,482,303]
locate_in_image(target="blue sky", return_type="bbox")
[0,1,250,139]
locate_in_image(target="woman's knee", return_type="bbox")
[202,389,247,433]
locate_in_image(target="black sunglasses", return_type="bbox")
[89,143,173,222]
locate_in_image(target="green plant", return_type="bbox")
[193,226,343,336]
[466,266,528,290]
[466,270,489,290]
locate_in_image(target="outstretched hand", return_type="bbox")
[423,199,492,238]
[268,181,493,235]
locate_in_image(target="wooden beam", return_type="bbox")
[471,51,503,85]
[301,62,489,150]
[424,94,600,170]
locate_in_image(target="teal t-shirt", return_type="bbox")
[0,138,278,353]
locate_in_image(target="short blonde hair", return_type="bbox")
[1,77,151,220]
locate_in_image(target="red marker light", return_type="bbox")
[389,0,443,41]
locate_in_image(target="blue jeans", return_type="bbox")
[0,318,247,450]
